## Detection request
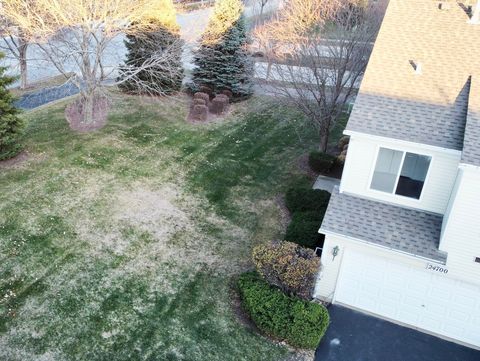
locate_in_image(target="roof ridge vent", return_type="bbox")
[468,0,480,24]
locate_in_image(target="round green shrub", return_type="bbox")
[238,271,330,349]
[308,151,336,173]
[285,211,326,248]
[285,188,331,214]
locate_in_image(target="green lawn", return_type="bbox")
[0,94,320,361]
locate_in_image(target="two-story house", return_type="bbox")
[314,0,480,349]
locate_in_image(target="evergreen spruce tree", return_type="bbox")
[0,53,24,160]
[118,2,183,95]
[191,0,253,99]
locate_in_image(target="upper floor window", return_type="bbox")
[370,148,431,200]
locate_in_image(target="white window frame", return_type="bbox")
[368,145,433,202]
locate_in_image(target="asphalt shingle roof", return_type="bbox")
[346,0,480,151]
[320,187,447,263]
[462,77,480,166]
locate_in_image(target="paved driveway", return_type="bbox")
[315,305,480,361]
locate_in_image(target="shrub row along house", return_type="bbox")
[314,0,480,348]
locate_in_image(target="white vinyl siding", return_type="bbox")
[314,234,430,301]
[440,168,480,285]
[340,136,460,214]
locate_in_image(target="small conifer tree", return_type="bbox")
[191,0,253,99]
[0,53,24,160]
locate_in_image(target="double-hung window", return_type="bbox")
[370,147,431,200]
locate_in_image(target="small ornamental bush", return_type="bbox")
[338,135,350,150]
[238,271,330,349]
[252,241,320,299]
[285,212,326,248]
[285,188,331,213]
[308,151,336,173]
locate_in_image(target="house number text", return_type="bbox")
[425,263,448,274]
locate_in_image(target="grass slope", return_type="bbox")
[0,94,319,361]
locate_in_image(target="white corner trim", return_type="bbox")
[344,130,462,155]
[459,163,480,171]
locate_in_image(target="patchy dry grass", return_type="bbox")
[0,94,318,361]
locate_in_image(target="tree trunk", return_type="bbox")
[319,132,329,153]
[318,114,332,153]
[18,41,28,90]
[82,92,95,124]
[99,59,106,81]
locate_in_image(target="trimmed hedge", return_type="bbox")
[285,188,331,214]
[285,211,326,248]
[238,271,330,349]
[309,151,336,173]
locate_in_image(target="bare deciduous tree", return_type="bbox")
[1,0,183,126]
[256,0,382,151]
[0,30,29,89]
[257,0,269,17]
[0,6,33,90]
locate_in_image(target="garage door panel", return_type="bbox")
[423,301,447,316]
[429,283,452,299]
[384,273,406,288]
[397,309,420,325]
[403,294,423,308]
[362,282,382,297]
[420,316,442,331]
[382,288,402,302]
[454,294,476,309]
[335,250,480,348]
[407,278,430,295]
[449,308,471,323]
[377,303,397,318]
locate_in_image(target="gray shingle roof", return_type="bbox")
[346,0,480,151]
[462,77,480,166]
[320,187,447,263]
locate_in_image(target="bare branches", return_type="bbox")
[1,0,178,42]
[256,0,381,151]
[116,37,184,94]
[1,0,183,125]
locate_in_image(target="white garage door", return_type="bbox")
[335,250,480,347]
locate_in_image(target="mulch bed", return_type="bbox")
[0,151,29,169]
[298,146,345,181]
[230,281,259,333]
[276,194,292,230]
[66,96,110,132]
[296,153,318,180]
[322,162,344,179]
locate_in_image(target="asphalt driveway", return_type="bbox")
[315,305,480,361]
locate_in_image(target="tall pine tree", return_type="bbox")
[191,0,253,99]
[0,53,24,160]
[118,1,183,95]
